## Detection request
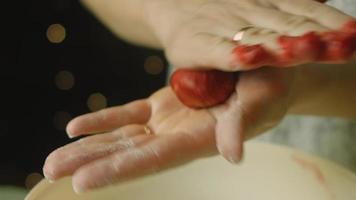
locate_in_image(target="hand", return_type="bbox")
[43,67,296,193]
[143,0,355,70]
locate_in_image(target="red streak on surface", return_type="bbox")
[292,154,326,184]
[292,154,336,200]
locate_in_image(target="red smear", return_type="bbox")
[341,19,356,35]
[292,155,326,184]
[319,31,355,61]
[292,154,336,200]
[170,69,237,109]
[278,32,324,65]
[233,44,275,69]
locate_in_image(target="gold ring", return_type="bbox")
[144,125,152,135]
[232,26,254,42]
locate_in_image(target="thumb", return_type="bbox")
[214,95,246,164]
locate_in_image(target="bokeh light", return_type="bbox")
[87,93,108,112]
[25,173,43,190]
[46,24,66,44]
[144,56,164,75]
[53,111,72,131]
[55,70,75,90]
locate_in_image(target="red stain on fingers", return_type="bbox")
[319,31,355,62]
[292,154,336,199]
[341,19,356,35]
[233,44,276,70]
[277,32,324,65]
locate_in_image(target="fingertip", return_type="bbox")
[72,179,86,194]
[72,170,92,194]
[277,32,325,65]
[218,141,244,164]
[65,117,82,138]
[319,31,355,62]
[232,44,275,70]
[66,126,77,139]
[215,103,245,165]
[42,158,58,182]
[341,19,356,34]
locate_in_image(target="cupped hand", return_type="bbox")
[144,0,355,70]
[43,67,296,193]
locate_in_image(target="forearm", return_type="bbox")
[80,0,161,48]
[290,59,356,118]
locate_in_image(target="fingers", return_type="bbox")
[66,100,151,138]
[71,133,211,193]
[318,31,356,62]
[214,94,245,163]
[213,68,293,163]
[166,32,243,71]
[43,125,151,181]
[239,7,328,35]
[234,27,320,66]
[165,15,280,71]
[271,0,353,30]
[238,26,356,66]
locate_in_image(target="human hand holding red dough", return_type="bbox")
[43,0,356,193]
[141,0,356,72]
[170,19,356,109]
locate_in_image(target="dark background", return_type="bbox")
[0,0,167,189]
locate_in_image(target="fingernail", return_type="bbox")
[227,155,241,164]
[67,133,75,139]
[73,184,85,194]
[66,126,76,139]
[66,129,76,138]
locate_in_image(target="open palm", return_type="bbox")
[43,68,295,193]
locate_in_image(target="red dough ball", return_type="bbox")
[170,69,237,109]
[278,32,324,65]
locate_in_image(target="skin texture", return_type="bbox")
[235,20,356,67]
[44,67,295,193]
[43,0,356,194]
[277,32,325,65]
[80,0,354,71]
[171,21,356,110]
[43,59,356,193]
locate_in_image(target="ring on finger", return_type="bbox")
[232,26,254,42]
[144,125,153,135]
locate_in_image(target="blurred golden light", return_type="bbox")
[144,56,164,75]
[25,173,43,190]
[87,93,108,112]
[53,111,72,131]
[55,70,75,90]
[46,24,66,44]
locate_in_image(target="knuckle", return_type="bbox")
[284,16,311,29]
